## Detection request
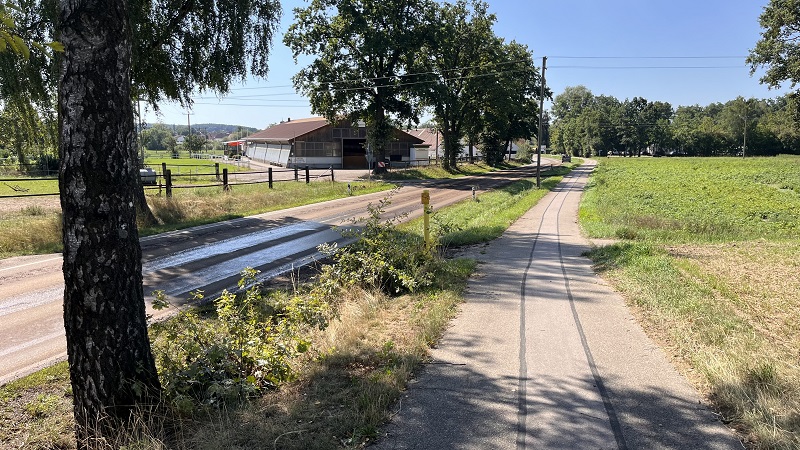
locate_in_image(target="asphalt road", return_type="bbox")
[0,165,546,384]
[373,161,743,450]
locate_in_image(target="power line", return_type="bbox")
[319,58,534,86]
[192,92,301,100]
[192,102,311,107]
[549,55,746,59]
[549,65,744,69]
[225,84,295,91]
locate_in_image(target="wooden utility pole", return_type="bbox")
[537,56,547,188]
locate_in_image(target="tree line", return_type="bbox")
[549,85,800,158]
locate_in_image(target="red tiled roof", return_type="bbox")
[246,117,425,145]
[245,117,329,141]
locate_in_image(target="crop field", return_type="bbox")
[580,156,800,243]
[581,156,800,449]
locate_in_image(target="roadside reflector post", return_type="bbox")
[222,168,229,191]
[472,186,477,201]
[421,190,431,248]
[305,166,310,184]
[268,167,273,189]
[348,183,352,196]
[330,166,335,182]
[294,166,299,182]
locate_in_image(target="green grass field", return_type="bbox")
[581,156,800,449]
[580,156,800,243]
[0,176,59,197]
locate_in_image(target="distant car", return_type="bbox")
[139,167,157,185]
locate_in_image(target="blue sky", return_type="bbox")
[144,0,786,130]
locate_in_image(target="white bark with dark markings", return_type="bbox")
[58,0,160,445]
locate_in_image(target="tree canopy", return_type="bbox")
[1,0,282,166]
[284,0,543,169]
[130,0,281,107]
[748,0,800,91]
[413,0,497,169]
[284,0,430,161]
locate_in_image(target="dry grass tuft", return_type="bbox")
[0,212,62,258]
[667,241,800,449]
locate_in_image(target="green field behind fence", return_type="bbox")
[0,157,253,197]
[0,177,59,196]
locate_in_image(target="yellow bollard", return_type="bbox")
[421,190,431,247]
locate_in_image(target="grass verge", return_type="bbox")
[402,164,574,247]
[144,180,390,235]
[0,211,62,258]
[0,181,391,257]
[581,156,800,449]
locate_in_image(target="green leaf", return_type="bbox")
[46,41,64,53]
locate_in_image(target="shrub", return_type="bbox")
[317,190,436,296]
[150,270,327,409]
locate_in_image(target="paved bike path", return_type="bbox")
[373,161,742,449]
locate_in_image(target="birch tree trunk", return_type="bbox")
[58,0,161,446]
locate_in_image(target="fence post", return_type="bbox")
[215,162,220,181]
[294,166,299,182]
[268,167,273,189]
[223,168,229,191]
[305,166,310,184]
[161,162,167,178]
[165,169,172,198]
[330,166,334,182]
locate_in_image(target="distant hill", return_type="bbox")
[189,123,259,134]
[145,123,258,134]
[143,123,259,140]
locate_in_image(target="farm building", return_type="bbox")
[243,117,426,169]
[406,127,484,160]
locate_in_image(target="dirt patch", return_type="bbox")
[0,197,60,217]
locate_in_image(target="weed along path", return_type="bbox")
[0,165,545,385]
[373,161,742,450]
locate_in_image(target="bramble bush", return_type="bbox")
[317,190,436,296]
[149,270,327,410]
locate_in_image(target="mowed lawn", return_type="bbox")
[581,156,800,449]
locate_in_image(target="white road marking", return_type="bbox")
[143,221,325,272]
[0,330,64,358]
[0,256,62,273]
[0,286,63,317]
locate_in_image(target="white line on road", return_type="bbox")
[0,256,62,273]
[0,286,63,317]
[0,330,64,358]
[158,229,340,296]
[143,221,326,272]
